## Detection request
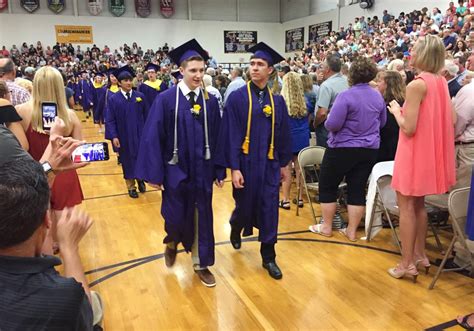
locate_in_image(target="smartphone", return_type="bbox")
[41,102,58,130]
[72,142,110,163]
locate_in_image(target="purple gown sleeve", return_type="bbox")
[136,94,166,185]
[208,96,226,181]
[105,96,118,140]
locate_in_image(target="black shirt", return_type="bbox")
[0,104,22,126]
[0,126,30,166]
[0,255,93,331]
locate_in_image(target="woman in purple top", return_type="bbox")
[309,57,386,241]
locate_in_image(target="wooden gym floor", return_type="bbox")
[75,115,474,330]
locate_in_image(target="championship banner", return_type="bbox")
[55,25,94,44]
[285,27,304,52]
[159,0,173,18]
[224,31,257,53]
[0,0,8,11]
[135,0,151,17]
[88,0,103,16]
[308,21,333,43]
[48,0,65,14]
[109,0,125,17]
[21,0,39,13]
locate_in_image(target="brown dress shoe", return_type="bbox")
[194,268,216,287]
[164,246,177,267]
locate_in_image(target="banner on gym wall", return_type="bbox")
[285,27,304,52]
[55,25,94,44]
[308,21,332,43]
[224,30,257,53]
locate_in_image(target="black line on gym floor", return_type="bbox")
[87,234,403,287]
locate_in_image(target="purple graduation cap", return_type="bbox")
[144,63,160,72]
[171,70,183,81]
[114,65,135,82]
[168,39,209,66]
[248,42,285,66]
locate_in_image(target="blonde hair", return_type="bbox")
[31,66,71,133]
[300,74,313,92]
[412,35,446,73]
[15,77,33,93]
[281,72,307,119]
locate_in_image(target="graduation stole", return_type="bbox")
[109,84,119,93]
[242,81,276,160]
[93,81,105,88]
[169,86,211,165]
[143,79,163,91]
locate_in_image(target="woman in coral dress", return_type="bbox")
[15,66,84,253]
[387,35,456,282]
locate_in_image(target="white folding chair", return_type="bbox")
[429,187,473,289]
[296,146,326,223]
[366,175,402,253]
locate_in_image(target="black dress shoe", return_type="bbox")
[262,261,283,280]
[230,227,241,250]
[128,189,139,199]
[164,246,177,267]
[137,180,146,193]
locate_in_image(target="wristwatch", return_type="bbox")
[41,162,54,176]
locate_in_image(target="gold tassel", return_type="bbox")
[267,86,276,160]
[267,144,274,159]
[242,82,253,155]
[242,137,250,155]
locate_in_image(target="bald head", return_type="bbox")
[0,58,15,80]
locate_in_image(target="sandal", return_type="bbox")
[279,200,290,210]
[458,313,474,330]
[293,198,304,207]
[339,228,357,242]
[309,224,332,237]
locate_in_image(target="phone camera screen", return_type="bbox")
[42,105,56,129]
[73,143,106,162]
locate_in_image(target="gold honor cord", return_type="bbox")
[241,82,275,160]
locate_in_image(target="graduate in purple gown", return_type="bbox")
[78,71,94,119]
[92,72,107,133]
[73,76,81,105]
[103,69,121,164]
[105,65,149,199]
[215,42,292,280]
[136,39,225,288]
[138,63,168,107]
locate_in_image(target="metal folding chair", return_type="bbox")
[429,187,473,289]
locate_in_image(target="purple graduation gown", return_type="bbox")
[92,85,107,124]
[79,79,93,111]
[138,80,168,107]
[215,84,292,244]
[105,90,149,179]
[73,82,80,104]
[136,86,225,268]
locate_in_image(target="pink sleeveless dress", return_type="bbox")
[392,72,456,196]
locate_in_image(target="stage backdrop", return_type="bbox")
[55,25,94,43]
[224,30,257,53]
[285,27,304,52]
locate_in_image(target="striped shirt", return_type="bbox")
[0,255,93,330]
